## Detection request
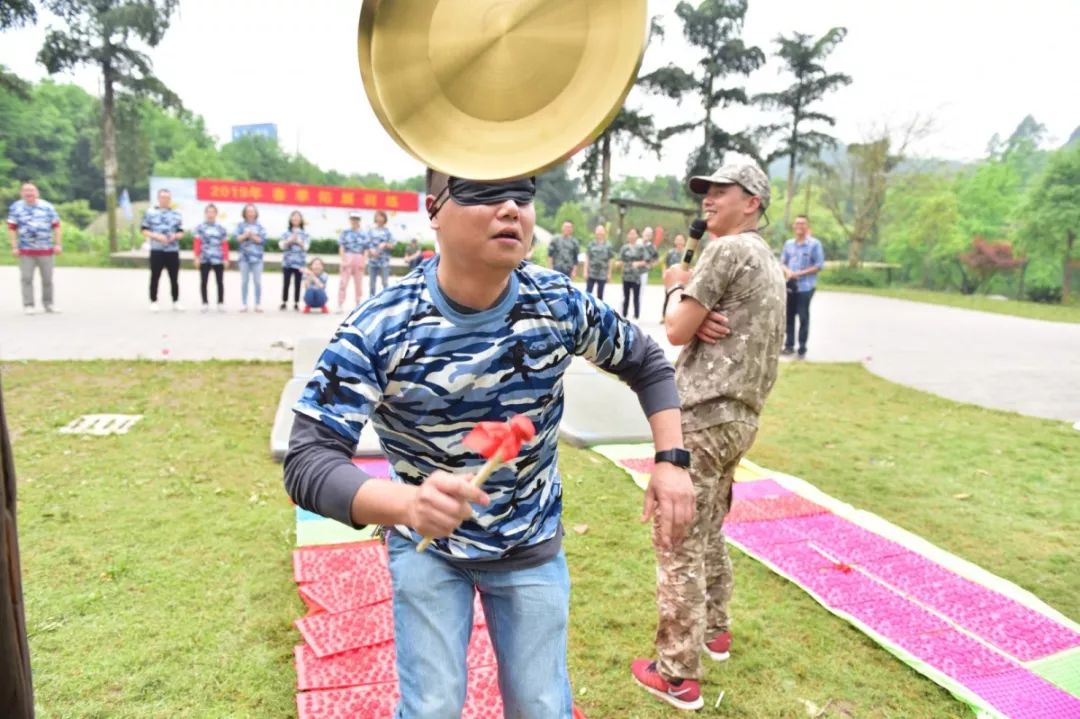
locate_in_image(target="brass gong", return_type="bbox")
[358,0,648,180]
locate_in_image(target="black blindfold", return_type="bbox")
[429,176,536,219]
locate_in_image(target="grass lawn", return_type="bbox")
[3,361,1077,718]
[819,284,1080,324]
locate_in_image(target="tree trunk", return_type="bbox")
[702,73,714,170]
[1065,229,1076,303]
[1,381,34,719]
[848,237,863,267]
[102,61,118,254]
[783,125,799,230]
[600,134,611,218]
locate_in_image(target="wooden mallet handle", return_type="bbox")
[415,450,504,553]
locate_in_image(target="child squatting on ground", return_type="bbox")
[284,169,697,719]
[302,258,330,314]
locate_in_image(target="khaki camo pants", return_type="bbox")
[654,420,757,681]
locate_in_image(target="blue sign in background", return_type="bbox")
[231,123,278,141]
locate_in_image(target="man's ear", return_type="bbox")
[425,195,440,231]
[747,194,762,217]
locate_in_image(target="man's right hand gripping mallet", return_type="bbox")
[416,414,536,553]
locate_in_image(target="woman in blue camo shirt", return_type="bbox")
[235,204,267,312]
[280,210,310,311]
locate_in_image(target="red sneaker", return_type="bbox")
[630,658,703,711]
[302,305,312,314]
[704,631,731,661]
[320,305,329,314]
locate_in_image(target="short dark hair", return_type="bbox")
[795,214,809,222]
[241,203,258,221]
[374,210,388,224]
[205,203,217,212]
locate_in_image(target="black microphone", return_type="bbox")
[680,219,707,269]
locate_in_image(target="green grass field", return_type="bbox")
[819,285,1080,324]
[3,361,1077,718]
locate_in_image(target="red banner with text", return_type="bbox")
[194,178,419,212]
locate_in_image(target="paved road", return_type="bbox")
[3,266,1078,424]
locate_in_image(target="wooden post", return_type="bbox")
[1,382,34,718]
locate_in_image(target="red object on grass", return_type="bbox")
[462,414,535,461]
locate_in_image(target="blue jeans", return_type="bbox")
[785,288,815,353]
[387,532,573,719]
[369,263,390,295]
[304,287,327,308]
[239,257,263,306]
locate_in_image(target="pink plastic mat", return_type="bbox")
[293,540,387,584]
[295,626,497,692]
[724,478,1080,718]
[297,664,505,719]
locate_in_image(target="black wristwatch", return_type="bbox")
[655,448,691,469]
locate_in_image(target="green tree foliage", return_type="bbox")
[755,27,851,229]
[880,169,965,288]
[38,0,182,251]
[535,162,582,226]
[820,119,930,266]
[0,80,102,204]
[607,175,698,249]
[662,0,766,177]
[218,135,293,181]
[1018,143,1080,301]
[552,202,590,240]
[153,142,230,179]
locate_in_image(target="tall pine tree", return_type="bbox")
[659,0,766,179]
[756,28,851,229]
[38,0,181,252]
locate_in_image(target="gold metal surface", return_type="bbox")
[358,0,647,180]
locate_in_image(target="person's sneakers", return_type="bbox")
[173,301,185,312]
[240,305,249,313]
[704,631,732,661]
[201,303,210,313]
[780,347,795,356]
[43,305,58,314]
[279,302,287,311]
[797,349,807,360]
[293,302,300,312]
[23,305,36,315]
[149,302,160,313]
[302,305,312,314]
[630,659,703,711]
[320,305,329,314]
[254,305,264,313]
[216,303,226,313]
[336,305,346,314]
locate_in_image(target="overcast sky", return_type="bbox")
[2,0,1078,182]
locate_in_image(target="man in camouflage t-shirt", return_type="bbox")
[631,163,786,710]
[547,221,580,279]
[585,224,614,300]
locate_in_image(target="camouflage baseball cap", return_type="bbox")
[688,163,771,210]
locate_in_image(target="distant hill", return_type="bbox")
[1067,125,1080,147]
[767,144,970,180]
